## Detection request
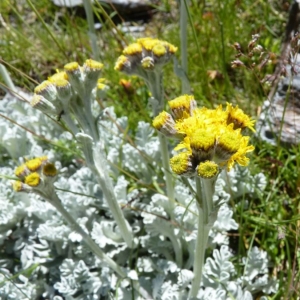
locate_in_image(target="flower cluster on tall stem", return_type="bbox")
[29,59,134,248]
[153,94,255,297]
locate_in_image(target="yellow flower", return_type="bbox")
[123,43,143,56]
[170,152,195,177]
[154,95,255,176]
[115,37,177,76]
[197,161,219,179]
[25,172,41,187]
[226,136,255,171]
[226,103,256,132]
[168,95,197,120]
[26,158,44,172]
[13,156,59,194]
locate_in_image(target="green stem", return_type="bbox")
[190,205,210,298]
[146,72,175,204]
[179,0,190,94]
[48,192,151,298]
[49,192,126,277]
[82,0,100,61]
[158,133,175,207]
[190,177,215,298]
[92,143,134,248]
[145,71,181,265]
[61,113,79,136]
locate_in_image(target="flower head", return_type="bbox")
[13,156,58,199]
[115,37,177,77]
[153,96,255,176]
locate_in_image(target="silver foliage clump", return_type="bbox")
[0,94,277,299]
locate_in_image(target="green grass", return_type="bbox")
[1,0,299,298]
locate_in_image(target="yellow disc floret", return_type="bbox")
[114,55,130,71]
[15,164,27,177]
[170,152,194,176]
[34,80,54,94]
[25,172,41,187]
[152,44,167,57]
[84,59,103,70]
[197,161,219,178]
[168,95,196,120]
[64,62,80,72]
[123,43,143,55]
[25,158,44,172]
[153,111,169,130]
[48,71,68,82]
[189,129,216,152]
[226,103,256,132]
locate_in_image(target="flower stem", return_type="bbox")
[82,0,100,61]
[179,0,190,94]
[158,133,175,206]
[92,143,134,248]
[48,192,151,299]
[49,191,126,277]
[190,176,215,298]
[190,204,210,298]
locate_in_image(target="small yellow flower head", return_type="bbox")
[189,129,216,160]
[170,152,195,177]
[123,43,143,56]
[168,95,197,120]
[25,158,44,172]
[114,55,133,73]
[153,95,255,175]
[197,161,219,179]
[64,62,85,94]
[15,164,28,178]
[48,71,69,82]
[13,156,59,198]
[226,103,256,132]
[12,180,25,192]
[141,57,155,70]
[64,62,81,73]
[152,44,167,57]
[84,59,103,71]
[34,80,57,102]
[52,79,72,103]
[152,111,179,137]
[115,37,177,76]
[25,172,41,187]
[30,94,59,115]
[96,78,109,98]
[215,127,242,161]
[83,59,103,85]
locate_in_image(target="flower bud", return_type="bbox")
[170,152,195,177]
[83,59,104,94]
[168,95,197,120]
[30,94,57,115]
[197,161,219,179]
[152,111,179,137]
[64,62,84,96]
[34,80,57,102]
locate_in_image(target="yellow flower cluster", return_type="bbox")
[13,156,58,193]
[115,37,177,74]
[31,59,104,116]
[153,95,255,178]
